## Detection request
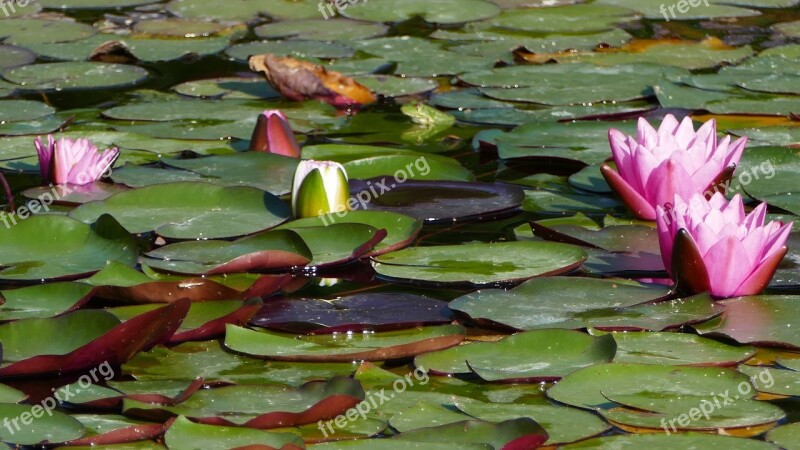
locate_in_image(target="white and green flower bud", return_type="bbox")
[291,160,349,218]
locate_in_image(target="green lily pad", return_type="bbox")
[739,146,800,216]
[596,0,760,19]
[562,41,754,70]
[774,20,800,36]
[488,4,635,33]
[562,432,779,449]
[340,0,500,24]
[454,398,611,445]
[373,241,587,286]
[173,77,279,100]
[2,62,148,92]
[547,362,753,409]
[612,332,756,366]
[224,324,466,362]
[767,422,800,450]
[141,229,311,275]
[0,100,55,123]
[449,277,720,331]
[0,282,93,320]
[0,45,35,70]
[39,0,162,8]
[416,329,616,381]
[226,40,355,62]
[164,416,306,450]
[0,18,96,45]
[0,214,137,281]
[391,418,548,449]
[26,35,232,62]
[166,0,267,22]
[738,365,800,397]
[355,76,438,98]
[254,18,387,41]
[124,377,365,427]
[67,414,168,446]
[0,403,84,445]
[68,182,291,239]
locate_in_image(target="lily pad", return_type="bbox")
[561,432,779,449]
[225,324,466,362]
[2,62,149,92]
[164,416,305,450]
[0,18,96,45]
[0,282,93,320]
[416,329,616,381]
[254,18,388,41]
[0,45,35,70]
[340,0,501,24]
[250,293,452,333]
[767,422,800,450]
[0,403,84,445]
[0,214,137,281]
[695,295,800,349]
[612,332,756,366]
[373,241,587,286]
[448,277,720,331]
[69,182,291,239]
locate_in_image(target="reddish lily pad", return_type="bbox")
[694,295,800,349]
[250,293,452,333]
[225,324,466,362]
[0,299,189,377]
[124,377,365,428]
[66,415,171,446]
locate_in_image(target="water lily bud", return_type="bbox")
[292,160,349,218]
[602,114,747,220]
[249,110,301,158]
[656,193,793,298]
[35,135,119,186]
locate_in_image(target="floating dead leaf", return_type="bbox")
[249,53,376,107]
[90,40,139,64]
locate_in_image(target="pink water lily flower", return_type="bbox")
[656,192,793,298]
[249,110,301,158]
[35,135,119,186]
[602,114,747,220]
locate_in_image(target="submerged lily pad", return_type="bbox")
[373,241,587,286]
[69,182,291,239]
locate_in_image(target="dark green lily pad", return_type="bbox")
[449,277,720,331]
[391,418,547,449]
[225,324,466,362]
[173,77,279,100]
[165,0,267,22]
[340,0,500,24]
[254,18,387,41]
[738,365,800,397]
[488,4,635,33]
[562,432,779,449]
[739,146,800,216]
[0,18,96,45]
[373,241,587,286]
[767,422,800,450]
[416,329,616,381]
[2,62,148,92]
[39,0,162,8]
[0,100,55,123]
[0,215,137,281]
[164,416,305,450]
[596,0,760,19]
[226,40,355,63]
[612,332,756,366]
[69,182,291,239]
[354,76,438,98]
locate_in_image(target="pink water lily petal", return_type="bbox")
[645,158,695,210]
[601,164,656,220]
[732,247,788,297]
[704,235,752,297]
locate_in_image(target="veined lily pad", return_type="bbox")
[373,241,587,286]
[0,214,137,281]
[164,416,305,450]
[225,324,466,362]
[416,329,616,381]
[250,293,452,333]
[2,62,148,92]
[124,377,365,428]
[141,229,312,275]
[69,182,291,239]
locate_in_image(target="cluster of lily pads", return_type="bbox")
[0,0,800,449]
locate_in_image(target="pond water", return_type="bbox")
[0,0,799,449]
